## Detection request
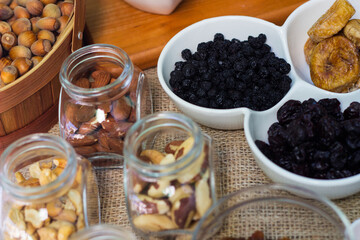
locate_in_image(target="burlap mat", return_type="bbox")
[49,67,360,238]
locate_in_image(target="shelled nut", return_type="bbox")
[9,45,31,60]
[14,6,30,18]
[26,0,44,16]
[56,15,68,33]
[12,57,32,75]
[42,3,60,18]
[0,57,11,71]
[1,31,17,51]
[0,3,13,20]
[11,17,31,35]
[31,39,51,56]
[18,30,37,47]
[37,29,55,44]
[35,16,59,31]
[1,65,18,84]
[31,55,43,66]
[0,20,11,34]
[58,1,73,16]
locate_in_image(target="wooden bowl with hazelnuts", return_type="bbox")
[0,0,85,152]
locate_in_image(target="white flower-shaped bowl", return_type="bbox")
[158,0,360,199]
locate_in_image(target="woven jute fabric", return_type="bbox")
[49,67,360,239]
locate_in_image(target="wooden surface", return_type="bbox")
[85,0,308,69]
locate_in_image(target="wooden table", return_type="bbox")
[84,0,308,69]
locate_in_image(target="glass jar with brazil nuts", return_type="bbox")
[70,224,136,240]
[0,134,100,240]
[124,112,217,239]
[59,44,152,166]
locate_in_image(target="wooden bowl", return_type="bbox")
[0,0,85,152]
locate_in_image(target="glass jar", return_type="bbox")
[59,44,152,165]
[192,184,354,240]
[0,134,100,240]
[70,224,136,240]
[124,112,217,239]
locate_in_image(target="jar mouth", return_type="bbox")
[124,112,204,177]
[70,224,136,240]
[0,134,77,201]
[59,44,134,101]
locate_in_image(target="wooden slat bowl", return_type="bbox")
[0,0,85,152]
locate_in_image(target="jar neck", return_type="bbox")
[0,134,77,202]
[59,44,134,104]
[70,224,136,240]
[124,112,204,178]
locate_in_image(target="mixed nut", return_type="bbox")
[0,0,74,87]
[128,136,213,232]
[63,68,139,157]
[3,157,84,240]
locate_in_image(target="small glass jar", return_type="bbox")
[0,134,100,240]
[124,112,217,239]
[59,44,152,165]
[192,184,353,240]
[70,224,136,240]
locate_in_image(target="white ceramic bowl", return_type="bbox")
[158,0,360,198]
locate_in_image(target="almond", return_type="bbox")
[90,70,110,88]
[101,117,133,138]
[74,145,97,156]
[73,77,90,88]
[110,96,132,121]
[66,134,97,147]
[75,105,96,123]
[78,117,100,135]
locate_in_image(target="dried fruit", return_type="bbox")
[307,0,355,42]
[310,35,359,92]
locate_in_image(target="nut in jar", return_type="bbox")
[0,134,100,240]
[59,44,152,164]
[124,112,217,238]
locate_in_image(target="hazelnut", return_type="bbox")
[16,0,27,7]
[40,0,57,4]
[1,31,17,50]
[37,29,55,44]
[42,3,60,18]
[26,0,43,16]
[9,0,18,9]
[11,57,32,76]
[0,0,11,5]
[57,15,68,33]
[14,6,30,18]
[9,45,31,60]
[36,16,59,31]
[31,39,51,56]
[31,55,43,66]
[30,16,41,33]
[0,3,13,20]
[0,20,11,34]
[0,57,12,71]
[1,65,18,84]
[58,1,73,16]
[11,17,31,35]
[18,30,37,47]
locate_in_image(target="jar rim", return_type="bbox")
[0,133,77,201]
[59,44,134,100]
[124,112,204,177]
[70,224,136,240]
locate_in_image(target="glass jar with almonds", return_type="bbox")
[123,112,218,238]
[59,44,152,165]
[0,133,100,240]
